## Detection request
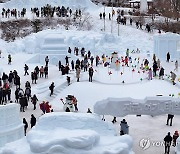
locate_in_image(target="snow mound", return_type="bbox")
[1,0,97,10]
[0,113,134,154]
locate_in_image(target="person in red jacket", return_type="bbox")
[125,56,129,67]
[45,101,51,113]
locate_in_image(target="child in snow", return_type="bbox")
[148,68,152,80]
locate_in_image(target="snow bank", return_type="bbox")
[1,0,97,10]
[94,97,180,117]
[0,113,134,154]
[0,103,24,147]
[177,137,180,154]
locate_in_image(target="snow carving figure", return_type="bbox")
[140,0,148,13]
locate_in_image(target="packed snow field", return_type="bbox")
[0,0,180,154]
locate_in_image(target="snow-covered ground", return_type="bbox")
[0,0,180,154]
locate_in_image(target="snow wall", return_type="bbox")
[154,33,180,61]
[0,113,134,154]
[94,97,180,117]
[0,103,24,147]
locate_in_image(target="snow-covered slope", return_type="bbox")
[1,0,97,10]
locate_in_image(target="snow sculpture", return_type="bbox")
[94,97,180,117]
[40,33,68,65]
[140,0,148,13]
[0,103,24,147]
[0,113,134,154]
[154,33,180,61]
[26,33,77,65]
[110,52,119,69]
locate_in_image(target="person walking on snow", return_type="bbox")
[166,114,174,126]
[159,67,164,80]
[153,61,158,77]
[170,71,176,85]
[167,52,170,62]
[49,82,55,96]
[8,54,12,65]
[157,59,160,68]
[76,67,80,82]
[67,76,71,86]
[45,101,51,113]
[31,94,38,110]
[148,68,152,80]
[174,60,178,71]
[172,130,179,147]
[89,67,94,82]
[45,56,49,66]
[30,114,36,128]
[72,96,78,111]
[120,119,129,135]
[23,118,28,136]
[40,101,46,114]
[24,64,29,76]
[164,132,172,154]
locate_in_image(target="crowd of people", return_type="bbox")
[99,9,153,33]
[1,4,82,20]
[0,44,179,153]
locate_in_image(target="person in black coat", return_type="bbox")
[19,96,25,112]
[44,66,48,78]
[7,87,11,101]
[159,67,164,80]
[71,60,74,71]
[8,71,14,87]
[25,81,31,88]
[34,66,39,78]
[0,87,2,105]
[88,67,94,82]
[34,71,38,84]
[167,52,170,62]
[164,132,172,154]
[58,60,61,71]
[31,72,35,84]
[65,56,69,65]
[2,88,7,104]
[30,114,36,128]
[23,118,28,136]
[0,78,2,87]
[153,61,158,77]
[24,64,29,76]
[166,114,174,126]
[15,75,21,89]
[15,88,20,103]
[31,94,38,110]
[49,82,55,96]
[76,59,80,66]
[2,72,8,84]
